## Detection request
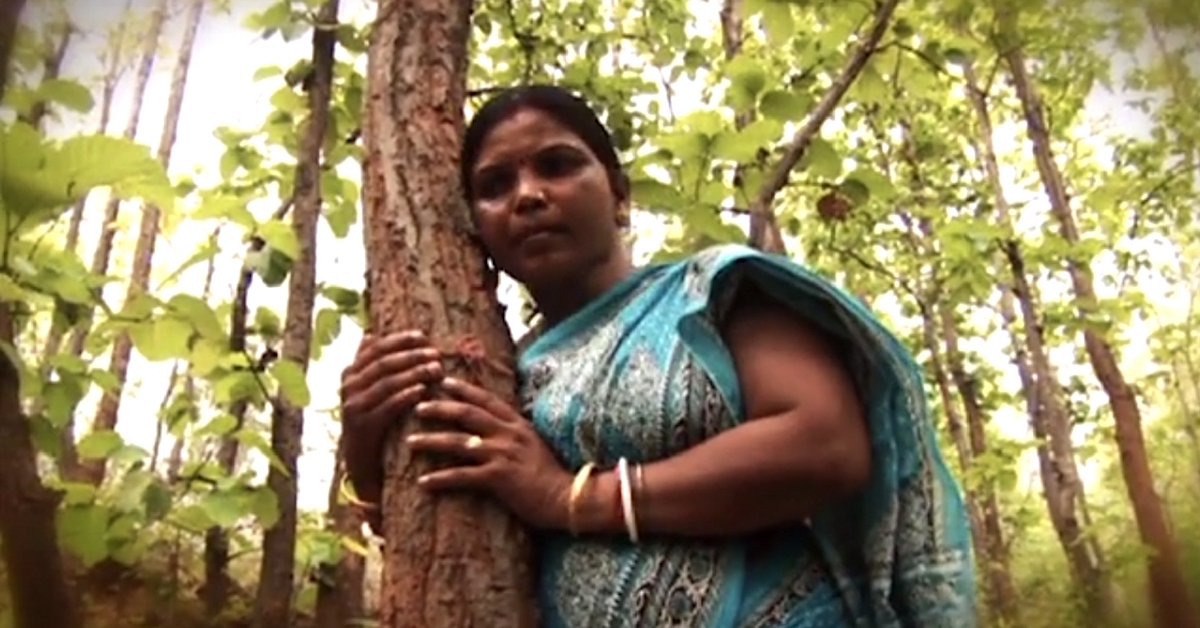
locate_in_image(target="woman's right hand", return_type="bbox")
[340,330,444,512]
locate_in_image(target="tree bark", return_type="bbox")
[999,16,1199,626]
[81,0,206,487]
[0,3,80,626]
[314,454,366,628]
[253,2,339,626]
[53,0,168,483]
[957,57,1115,620]
[361,1,538,626]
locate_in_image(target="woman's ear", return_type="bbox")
[612,171,631,228]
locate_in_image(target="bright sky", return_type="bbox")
[24,0,1190,512]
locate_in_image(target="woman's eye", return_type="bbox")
[474,171,513,199]
[535,153,579,178]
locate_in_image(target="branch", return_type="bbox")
[749,0,901,218]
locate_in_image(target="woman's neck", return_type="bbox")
[529,250,635,326]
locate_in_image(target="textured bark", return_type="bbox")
[959,58,1114,619]
[38,0,131,404]
[361,0,538,626]
[746,0,899,254]
[81,0,206,487]
[937,306,1018,623]
[0,4,79,626]
[253,3,338,626]
[1000,20,1199,626]
[314,455,366,628]
[54,0,168,483]
[889,124,1018,623]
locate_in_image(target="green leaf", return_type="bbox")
[323,200,356,238]
[320,285,361,311]
[849,60,889,104]
[77,429,124,460]
[271,358,310,407]
[44,377,86,429]
[838,178,871,206]
[142,478,173,522]
[253,65,283,81]
[168,294,225,341]
[38,78,95,113]
[760,2,795,45]
[798,137,842,179]
[250,487,280,529]
[759,90,811,122]
[199,490,246,528]
[711,119,783,163]
[254,305,283,339]
[630,177,687,214]
[725,55,768,108]
[312,308,342,358]
[130,316,192,362]
[57,504,110,567]
[257,219,300,259]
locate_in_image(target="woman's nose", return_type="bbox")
[513,175,548,212]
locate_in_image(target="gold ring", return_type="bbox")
[465,435,484,449]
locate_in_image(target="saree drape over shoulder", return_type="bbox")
[517,244,976,628]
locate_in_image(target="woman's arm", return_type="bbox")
[573,281,872,538]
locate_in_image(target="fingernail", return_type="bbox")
[443,377,459,386]
[415,401,429,412]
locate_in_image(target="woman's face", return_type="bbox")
[468,108,626,288]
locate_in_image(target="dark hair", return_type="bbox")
[459,84,628,203]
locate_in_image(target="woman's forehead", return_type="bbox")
[473,109,590,169]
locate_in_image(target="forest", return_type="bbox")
[0,0,1197,626]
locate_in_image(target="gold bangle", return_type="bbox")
[567,462,596,536]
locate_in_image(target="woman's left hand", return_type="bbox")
[406,377,574,531]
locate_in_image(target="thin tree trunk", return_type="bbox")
[37,0,132,473]
[0,3,80,625]
[999,16,1199,625]
[960,58,1114,619]
[80,0,206,487]
[745,0,899,254]
[150,226,219,476]
[937,305,1018,623]
[204,200,290,617]
[18,18,72,129]
[314,453,366,628]
[55,0,168,483]
[361,0,538,626]
[253,2,338,625]
[61,0,134,255]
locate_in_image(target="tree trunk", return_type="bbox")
[361,1,538,626]
[1000,20,1199,626]
[60,0,134,255]
[937,305,1018,623]
[960,58,1114,619]
[81,0,206,487]
[314,454,366,628]
[0,4,80,625]
[54,0,168,483]
[38,0,131,388]
[253,2,338,625]
[18,18,72,129]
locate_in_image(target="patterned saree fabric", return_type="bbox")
[517,244,976,628]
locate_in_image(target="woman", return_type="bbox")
[339,85,976,627]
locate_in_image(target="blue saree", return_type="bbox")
[516,244,976,628]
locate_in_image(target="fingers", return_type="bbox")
[343,347,441,400]
[440,377,521,423]
[346,356,442,418]
[414,398,507,436]
[355,330,429,365]
[405,431,497,463]
[415,464,496,492]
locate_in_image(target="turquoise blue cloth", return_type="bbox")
[517,244,976,628]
